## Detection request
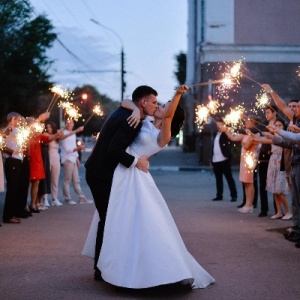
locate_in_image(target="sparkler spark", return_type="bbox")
[50,85,73,100]
[206,99,220,115]
[16,124,31,150]
[47,85,74,112]
[244,151,258,173]
[31,121,45,134]
[229,60,243,79]
[223,105,245,131]
[195,105,210,131]
[92,104,104,116]
[255,91,270,110]
[0,135,5,150]
[84,103,105,125]
[58,101,82,121]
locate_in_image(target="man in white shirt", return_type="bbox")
[60,119,92,204]
[211,119,237,202]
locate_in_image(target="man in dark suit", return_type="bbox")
[211,119,237,202]
[85,85,158,280]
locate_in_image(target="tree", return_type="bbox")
[174,52,186,85]
[0,0,56,123]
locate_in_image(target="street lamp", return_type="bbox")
[90,18,125,101]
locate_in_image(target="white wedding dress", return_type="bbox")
[83,119,215,289]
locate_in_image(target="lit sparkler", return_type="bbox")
[244,151,258,173]
[58,101,82,121]
[84,104,105,125]
[255,91,270,110]
[0,134,5,150]
[47,85,73,112]
[229,60,243,79]
[16,124,31,150]
[223,105,245,131]
[195,105,210,131]
[31,121,45,134]
[206,98,220,115]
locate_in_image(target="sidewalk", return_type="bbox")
[149,145,203,171]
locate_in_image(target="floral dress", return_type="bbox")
[266,144,288,194]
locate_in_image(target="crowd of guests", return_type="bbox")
[0,111,92,226]
[211,84,300,248]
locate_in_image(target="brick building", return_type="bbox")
[183,0,300,165]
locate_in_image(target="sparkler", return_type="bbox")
[47,85,73,112]
[214,61,242,100]
[84,104,105,125]
[58,101,82,121]
[252,89,287,120]
[206,98,220,115]
[0,134,5,150]
[195,105,210,131]
[16,124,31,150]
[223,105,245,131]
[31,121,45,135]
[244,151,258,173]
[255,91,270,110]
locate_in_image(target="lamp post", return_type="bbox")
[90,18,125,101]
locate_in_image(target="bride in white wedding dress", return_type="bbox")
[83,86,215,289]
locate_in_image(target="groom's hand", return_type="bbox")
[136,156,149,173]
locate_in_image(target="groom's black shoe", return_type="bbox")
[212,197,222,201]
[94,269,103,281]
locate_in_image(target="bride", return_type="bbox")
[83,85,215,289]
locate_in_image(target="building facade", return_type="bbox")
[183,0,300,165]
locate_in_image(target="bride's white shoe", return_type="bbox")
[238,206,254,214]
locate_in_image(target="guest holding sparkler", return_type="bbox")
[223,115,261,213]
[254,105,277,217]
[27,113,62,213]
[45,121,83,206]
[60,119,92,205]
[0,125,20,225]
[211,118,237,202]
[262,84,300,241]
[2,112,24,223]
[45,121,63,206]
[250,119,291,220]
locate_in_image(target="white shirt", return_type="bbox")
[212,132,227,163]
[3,127,23,160]
[60,129,78,164]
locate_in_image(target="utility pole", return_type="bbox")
[90,18,125,101]
[121,49,126,100]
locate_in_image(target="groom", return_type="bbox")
[85,85,158,280]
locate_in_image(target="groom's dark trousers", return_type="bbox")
[85,107,142,270]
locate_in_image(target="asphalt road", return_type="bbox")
[0,146,299,299]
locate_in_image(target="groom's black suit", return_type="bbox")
[85,107,142,269]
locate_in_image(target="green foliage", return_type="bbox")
[174,52,186,85]
[0,0,56,124]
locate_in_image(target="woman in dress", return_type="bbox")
[265,120,291,219]
[45,121,63,206]
[83,86,215,289]
[223,115,261,213]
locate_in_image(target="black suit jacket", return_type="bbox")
[85,107,142,182]
[212,132,232,160]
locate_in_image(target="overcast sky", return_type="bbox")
[30,0,187,103]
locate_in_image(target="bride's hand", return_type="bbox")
[127,108,141,128]
[136,156,149,173]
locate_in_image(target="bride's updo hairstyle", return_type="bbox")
[171,105,185,138]
[132,85,158,103]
